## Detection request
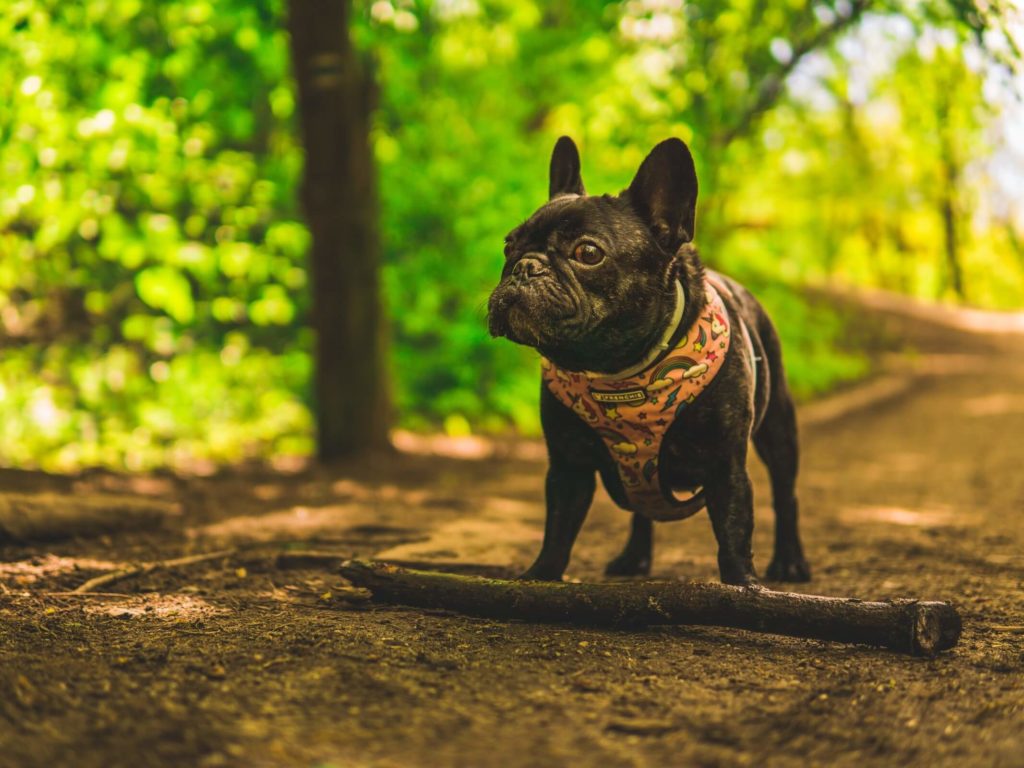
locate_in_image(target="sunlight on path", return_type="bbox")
[0,554,125,585]
[375,497,543,565]
[81,594,227,621]
[838,505,960,528]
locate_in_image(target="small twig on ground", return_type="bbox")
[274,550,349,570]
[990,624,1024,634]
[41,591,139,598]
[275,550,514,579]
[72,549,236,594]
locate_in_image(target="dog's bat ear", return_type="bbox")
[627,138,698,251]
[549,136,586,199]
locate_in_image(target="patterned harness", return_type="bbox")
[541,278,749,521]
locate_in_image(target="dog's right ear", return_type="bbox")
[549,136,586,199]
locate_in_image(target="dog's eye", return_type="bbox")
[573,242,604,266]
[503,240,514,259]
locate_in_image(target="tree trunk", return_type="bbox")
[288,0,390,459]
[940,170,965,301]
[339,560,963,656]
[936,84,965,302]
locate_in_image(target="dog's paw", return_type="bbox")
[604,553,651,578]
[517,564,565,581]
[721,572,761,587]
[766,556,812,583]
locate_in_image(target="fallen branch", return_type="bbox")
[339,560,962,657]
[0,493,176,544]
[72,549,235,594]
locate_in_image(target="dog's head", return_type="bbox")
[487,137,700,372]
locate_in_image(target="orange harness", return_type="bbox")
[541,280,733,520]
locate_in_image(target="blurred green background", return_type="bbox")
[1,0,1022,471]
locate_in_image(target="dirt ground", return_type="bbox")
[2,293,1023,768]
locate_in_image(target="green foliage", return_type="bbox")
[1,0,312,468]
[0,0,1020,467]
[0,340,312,471]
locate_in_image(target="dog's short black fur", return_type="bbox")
[487,136,811,585]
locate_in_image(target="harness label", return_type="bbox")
[589,389,646,406]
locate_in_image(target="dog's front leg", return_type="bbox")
[519,461,595,581]
[704,456,758,586]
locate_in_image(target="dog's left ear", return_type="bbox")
[549,136,586,199]
[627,138,698,252]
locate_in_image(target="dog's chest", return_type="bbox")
[541,281,733,520]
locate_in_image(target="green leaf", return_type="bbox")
[135,266,195,324]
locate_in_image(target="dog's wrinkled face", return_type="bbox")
[487,196,664,358]
[488,136,699,373]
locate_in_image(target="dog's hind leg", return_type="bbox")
[604,513,653,576]
[753,320,811,582]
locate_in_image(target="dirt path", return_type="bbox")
[2,295,1023,768]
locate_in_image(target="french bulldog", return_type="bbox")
[487,136,811,585]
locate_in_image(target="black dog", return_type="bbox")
[487,136,810,585]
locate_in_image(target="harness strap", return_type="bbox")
[706,273,767,428]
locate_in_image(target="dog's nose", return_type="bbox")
[512,258,547,280]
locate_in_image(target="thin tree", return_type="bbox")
[936,75,966,301]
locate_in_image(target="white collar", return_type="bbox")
[584,279,685,381]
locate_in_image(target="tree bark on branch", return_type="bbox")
[288,0,390,459]
[339,560,962,656]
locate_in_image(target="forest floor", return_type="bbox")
[2,290,1023,768]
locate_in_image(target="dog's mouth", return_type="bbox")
[488,292,543,346]
[487,280,578,348]
[486,287,517,339]
[505,304,543,346]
